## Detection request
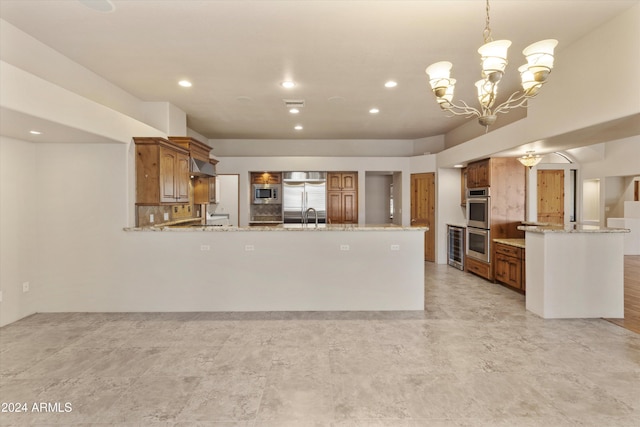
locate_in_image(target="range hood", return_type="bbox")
[190,158,216,177]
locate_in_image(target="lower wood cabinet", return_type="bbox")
[494,242,526,291]
[465,256,492,281]
[327,191,358,224]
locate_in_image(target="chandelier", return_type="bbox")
[517,151,542,169]
[425,0,558,128]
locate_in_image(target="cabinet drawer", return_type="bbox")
[466,257,491,280]
[495,243,522,258]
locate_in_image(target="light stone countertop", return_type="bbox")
[493,238,526,249]
[124,224,428,232]
[518,224,630,234]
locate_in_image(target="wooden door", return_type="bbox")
[327,192,343,223]
[411,173,435,262]
[159,148,177,203]
[341,173,357,191]
[342,192,358,223]
[327,173,342,191]
[538,170,564,224]
[175,152,190,202]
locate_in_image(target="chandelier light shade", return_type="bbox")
[517,151,543,169]
[425,0,558,128]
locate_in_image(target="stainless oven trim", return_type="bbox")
[466,227,490,263]
[466,196,490,229]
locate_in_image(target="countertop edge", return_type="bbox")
[518,225,630,234]
[123,225,429,232]
[493,238,526,248]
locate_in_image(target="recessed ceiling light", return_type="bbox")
[384,81,398,88]
[289,108,300,114]
[454,164,464,168]
[178,80,192,88]
[294,125,303,130]
[281,81,296,89]
[369,108,380,114]
[29,130,42,135]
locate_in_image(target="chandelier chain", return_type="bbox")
[483,0,492,43]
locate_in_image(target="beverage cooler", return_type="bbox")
[447,224,465,270]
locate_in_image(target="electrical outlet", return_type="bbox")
[245,245,255,251]
[149,214,154,223]
[340,244,350,251]
[200,244,210,251]
[390,244,400,251]
[22,282,30,293]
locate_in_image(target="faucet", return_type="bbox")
[304,207,318,228]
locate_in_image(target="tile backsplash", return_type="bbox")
[136,204,203,227]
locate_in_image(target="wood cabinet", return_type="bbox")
[251,172,281,184]
[327,172,358,224]
[168,137,216,205]
[134,137,190,205]
[494,242,526,291]
[466,256,492,280]
[328,172,357,191]
[464,157,526,282]
[466,159,490,188]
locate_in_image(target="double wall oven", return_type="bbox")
[466,187,491,262]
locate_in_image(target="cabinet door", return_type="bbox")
[159,148,177,203]
[495,253,522,289]
[475,160,490,187]
[342,192,358,223]
[327,173,343,191]
[326,192,343,223]
[175,152,190,202]
[341,173,357,191]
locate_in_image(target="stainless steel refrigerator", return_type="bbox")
[282,172,327,224]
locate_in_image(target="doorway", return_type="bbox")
[410,173,435,262]
[537,170,565,225]
[214,174,239,226]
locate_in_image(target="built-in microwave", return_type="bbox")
[252,184,281,204]
[467,227,490,263]
[466,187,490,229]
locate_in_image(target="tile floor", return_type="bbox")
[1,263,639,426]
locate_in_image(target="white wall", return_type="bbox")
[0,137,38,325]
[214,174,239,226]
[365,174,392,224]
[435,168,466,264]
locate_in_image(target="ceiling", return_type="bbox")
[0,0,638,141]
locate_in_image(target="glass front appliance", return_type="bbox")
[467,227,490,262]
[252,184,281,204]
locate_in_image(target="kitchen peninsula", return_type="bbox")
[519,224,629,319]
[123,224,427,312]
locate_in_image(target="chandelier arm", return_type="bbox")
[442,99,482,118]
[492,91,530,115]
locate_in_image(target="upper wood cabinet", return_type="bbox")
[327,172,358,224]
[251,172,281,184]
[168,137,217,205]
[328,172,357,191]
[466,159,490,188]
[134,137,190,205]
[168,136,212,162]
